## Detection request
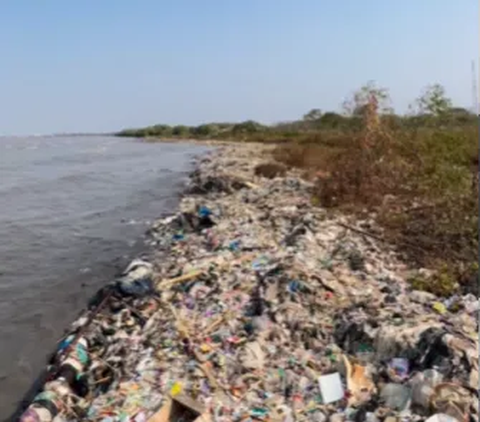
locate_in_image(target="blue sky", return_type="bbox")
[0,1,477,135]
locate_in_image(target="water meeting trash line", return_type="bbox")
[18,144,478,422]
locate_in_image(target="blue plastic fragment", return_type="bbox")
[287,280,302,293]
[198,205,212,218]
[252,256,269,271]
[75,343,89,365]
[229,240,241,251]
[58,335,74,352]
[250,408,269,417]
[172,233,185,241]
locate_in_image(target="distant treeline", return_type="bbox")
[116,110,477,141]
[116,82,478,141]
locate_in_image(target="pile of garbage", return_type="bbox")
[19,144,478,422]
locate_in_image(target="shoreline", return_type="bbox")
[136,137,248,147]
[5,139,211,421]
[17,143,478,422]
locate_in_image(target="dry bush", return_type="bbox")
[273,95,478,294]
[254,162,287,179]
[272,136,347,170]
[315,96,408,207]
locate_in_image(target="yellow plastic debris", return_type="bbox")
[170,382,183,397]
[200,344,212,353]
[433,302,447,315]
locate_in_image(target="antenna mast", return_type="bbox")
[472,60,478,115]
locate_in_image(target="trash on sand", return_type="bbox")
[16,144,479,422]
[342,355,376,406]
[387,358,409,382]
[318,373,344,404]
[433,302,447,315]
[148,393,207,422]
[431,383,473,422]
[425,415,460,422]
[240,341,265,370]
[380,383,411,410]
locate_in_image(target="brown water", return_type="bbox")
[0,136,210,419]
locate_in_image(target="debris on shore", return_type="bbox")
[19,144,479,422]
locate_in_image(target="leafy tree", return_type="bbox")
[192,124,220,138]
[445,107,477,126]
[172,125,190,137]
[319,112,346,129]
[303,109,323,121]
[117,128,140,137]
[414,84,452,116]
[151,124,173,136]
[232,120,265,134]
[449,107,473,115]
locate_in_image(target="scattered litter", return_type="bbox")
[342,355,376,406]
[148,393,207,422]
[425,414,460,422]
[380,383,411,410]
[387,358,409,382]
[318,373,344,404]
[17,145,479,422]
[433,302,447,315]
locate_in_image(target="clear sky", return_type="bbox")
[0,1,478,135]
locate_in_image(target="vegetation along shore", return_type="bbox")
[118,82,479,297]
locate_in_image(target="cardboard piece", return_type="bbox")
[148,393,210,422]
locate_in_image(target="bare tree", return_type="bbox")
[343,81,393,117]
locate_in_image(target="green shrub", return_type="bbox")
[172,125,190,137]
[232,120,266,134]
